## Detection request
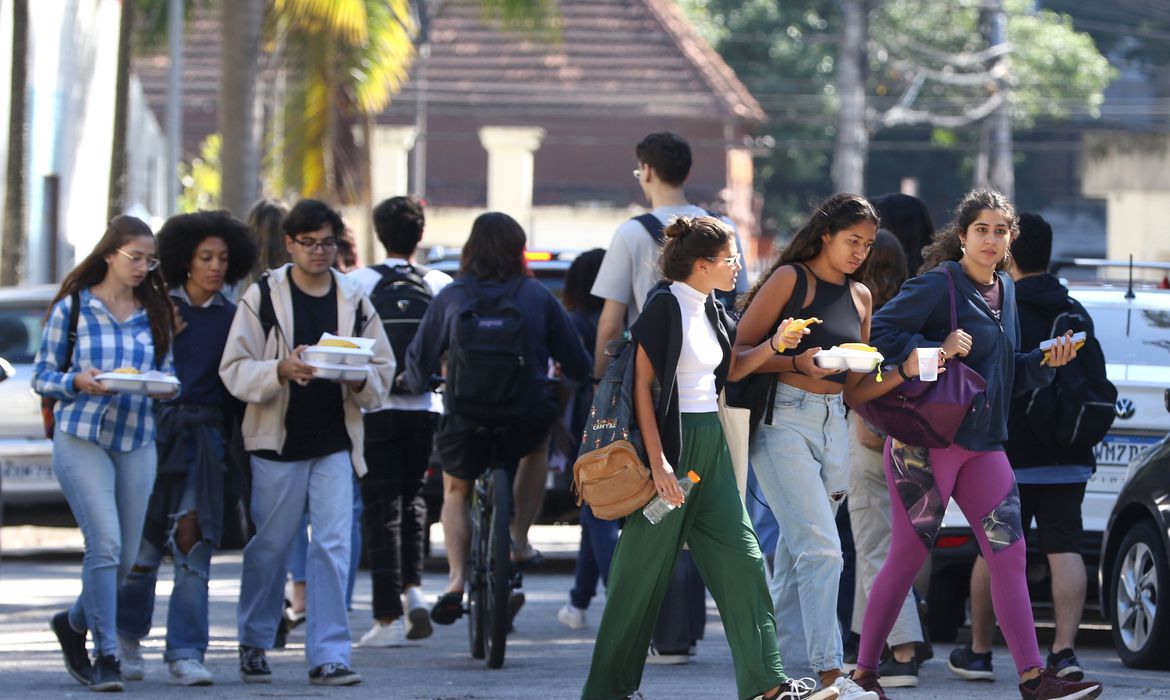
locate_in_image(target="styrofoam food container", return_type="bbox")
[814,347,884,372]
[305,361,369,383]
[96,370,182,395]
[303,333,375,366]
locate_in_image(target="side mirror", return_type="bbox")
[0,357,11,384]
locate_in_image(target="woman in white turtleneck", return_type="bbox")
[581,216,837,700]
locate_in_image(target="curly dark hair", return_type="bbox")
[660,216,733,282]
[920,188,1018,275]
[740,193,879,311]
[460,212,530,283]
[563,248,606,313]
[156,210,258,289]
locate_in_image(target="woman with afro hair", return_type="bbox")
[115,210,257,686]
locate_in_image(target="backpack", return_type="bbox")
[444,275,535,425]
[634,210,739,311]
[571,335,655,520]
[40,291,80,439]
[723,264,808,436]
[1024,305,1118,450]
[368,263,432,394]
[256,269,365,357]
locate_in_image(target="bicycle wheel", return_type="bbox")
[467,475,487,659]
[484,466,513,669]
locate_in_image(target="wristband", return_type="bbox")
[769,335,782,354]
[897,363,913,382]
[791,355,805,376]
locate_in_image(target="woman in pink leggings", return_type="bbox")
[841,189,1103,700]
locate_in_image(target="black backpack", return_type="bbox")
[368,263,432,394]
[445,275,534,425]
[634,210,739,312]
[1024,305,1118,450]
[256,269,365,356]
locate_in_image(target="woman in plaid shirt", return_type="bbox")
[32,215,176,691]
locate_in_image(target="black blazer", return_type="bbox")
[629,282,737,467]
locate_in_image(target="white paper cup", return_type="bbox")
[918,348,941,382]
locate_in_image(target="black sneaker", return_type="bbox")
[842,632,860,670]
[238,645,272,684]
[309,663,362,686]
[948,645,995,681]
[50,611,92,686]
[877,655,919,688]
[915,639,934,664]
[1046,648,1084,681]
[90,655,123,692]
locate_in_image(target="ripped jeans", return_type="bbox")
[750,383,849,674]
[117,469,211,663]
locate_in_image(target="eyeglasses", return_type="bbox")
[293,237,338,252]
[632,168,642,181]
[707,255,742,268]
[115,248,160,271]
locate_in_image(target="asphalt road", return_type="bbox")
[0,526,1167,699]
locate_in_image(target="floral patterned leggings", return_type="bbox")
[857,441,1046,675]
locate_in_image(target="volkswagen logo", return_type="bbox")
[1115,398,1136,420]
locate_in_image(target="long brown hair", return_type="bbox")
[864,229,909,310]
[920,188,1018,275]
[661,216,733,281]
[51,216,174,363]
[740,193,879,311]
[460,212,530,283]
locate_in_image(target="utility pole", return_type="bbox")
[412,1,430,199]
[165,0,182,216]
[986,0,1014,199]
[832,0,869,195]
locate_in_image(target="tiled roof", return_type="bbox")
[381,0,765,123]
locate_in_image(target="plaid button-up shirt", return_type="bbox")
[32,288,175,452]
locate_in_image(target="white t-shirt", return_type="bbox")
[670,281,721,413]
[348,259,453,413]
[591,205,747,326]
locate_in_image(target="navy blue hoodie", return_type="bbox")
[870,261,1055,452]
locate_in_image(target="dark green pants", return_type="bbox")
[581,413,786,700]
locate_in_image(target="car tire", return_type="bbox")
[927,568,968,643]
[1109,520,1170,669]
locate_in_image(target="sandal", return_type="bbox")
[430,592,464,625]
[512,544,545,570]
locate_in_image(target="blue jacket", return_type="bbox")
[870,261,1054,452]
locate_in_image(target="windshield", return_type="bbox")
[0,307,44,364]
[1082,306,1170,367]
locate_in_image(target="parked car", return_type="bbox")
[926,278,1170,641]
[1098,387,1170,669]
[0,285,61,508]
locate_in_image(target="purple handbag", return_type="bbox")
[853,267,988,448]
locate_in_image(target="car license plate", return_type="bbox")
[1093,434,1161,468]
[0,458,56,492]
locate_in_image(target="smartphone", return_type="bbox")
[1039,331,1087,351]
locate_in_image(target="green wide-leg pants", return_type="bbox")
[581,413,787,700]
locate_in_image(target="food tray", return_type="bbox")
[814,347,884,372]
[96,371,182,395]
[305,361,369,383]
[303,333,375,366]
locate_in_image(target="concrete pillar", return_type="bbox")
[366,125,418,261]
[478,126,545,224]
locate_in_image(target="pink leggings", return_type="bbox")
[857,442,1044,675]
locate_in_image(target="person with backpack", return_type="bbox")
[401,211,591,626]
[219,199,394,687]
[582,216,837,700]
[345,197,452,647]
[590,130,746,664]
[949,213,1115,685]
[844,189,1103,700]
[34,216,177,691]
[114,211,256,686]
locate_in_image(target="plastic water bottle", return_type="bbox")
[643,471,701,524]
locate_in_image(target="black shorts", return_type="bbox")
[434,392,558,482]
[1018,481,1086,555]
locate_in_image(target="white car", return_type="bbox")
[0,285,60,507]
[926,278,1170,641]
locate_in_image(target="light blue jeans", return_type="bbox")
[117,470,212,662]
[52,430,157,658]
[239,451,353,669]
[750,383,849,674]
[288,472,363,609]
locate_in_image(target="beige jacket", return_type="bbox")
[218,264,394,477]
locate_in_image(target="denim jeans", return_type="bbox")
[52,431,157,658]
[750,383,849,674]
[117,469,213,662]
[288,473,363,611]
[569,504,620,610]
[239,451,353,668]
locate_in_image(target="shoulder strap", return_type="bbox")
[937,266,960,332]
[60,291,81,373]
[634,213,665,245]
[257,272,276,340]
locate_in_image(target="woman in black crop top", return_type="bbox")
[732,193,883,696]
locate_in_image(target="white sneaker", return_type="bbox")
[557,603,587,630]
[356,619,406,648]
[403,588,432,640]
[168,658,214,686]
[833,674,878,700]
[118,636,145,681]
[772,677,840,700]
[645,645,690,665]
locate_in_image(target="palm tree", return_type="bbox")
[2,0,28,286]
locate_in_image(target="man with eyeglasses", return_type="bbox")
[219,199,394,686]
[586,131,748,665]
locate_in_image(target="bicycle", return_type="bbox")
[466,429,522,669]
